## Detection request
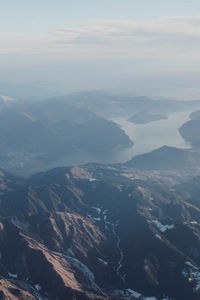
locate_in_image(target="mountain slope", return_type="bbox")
[0,99,132,176]
[126,146,191,170]
[0,164,200,299]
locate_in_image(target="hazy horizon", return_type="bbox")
[1,1,200,100]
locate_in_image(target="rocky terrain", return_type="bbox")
[0,163,200,299]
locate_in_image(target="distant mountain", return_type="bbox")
[1,90,200,175]
[0,164,200,299]
[56,90,200,119]
[179,109,200,148]
[126,146,195,170]
[0,99,132,175]
[190,109,200,120]
[0,82,66,101]
[128,110,168,124]
[179,120,200,147]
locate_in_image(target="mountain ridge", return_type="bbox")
[0,163,200,299]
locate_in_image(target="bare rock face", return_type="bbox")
[0,164,200,299]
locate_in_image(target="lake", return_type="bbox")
[56,110,194,168]
[109,110,192,163]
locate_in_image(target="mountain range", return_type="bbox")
[0,161,200,299]
[1,91,200,299]
[1,91,200,176]
[0,95,132,175]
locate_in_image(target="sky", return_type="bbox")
[1,0,200,33]
[1,0,200,99]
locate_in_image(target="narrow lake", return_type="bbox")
[56,110,194,168]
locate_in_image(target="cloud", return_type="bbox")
[1,16,200,59]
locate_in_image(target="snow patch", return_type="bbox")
[152,220,175,233]
[110,289,141,299]
[93,217,101,221]
[8,272,18,279]
[155,234,162,240]
[35,284,42,291]
[190,221,198,225]
[110,289,174,300]
[55,253,105,296]
[87,215,101,221]
[89,178,97,182]
[185,261,197,269]
[126,288,141,298]
[97,258,108,266]
[67,248,75,257]
[105,225,109,230]
[92,206,101,214]
[64,255,104,295]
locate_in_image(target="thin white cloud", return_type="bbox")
[1,16,200,58]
